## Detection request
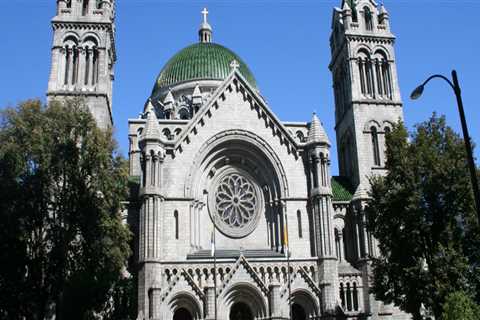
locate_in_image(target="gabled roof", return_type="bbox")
[171,67,303,158]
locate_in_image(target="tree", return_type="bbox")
[0,99,132,319]
[365,115,480,320]
[442,291,480,320]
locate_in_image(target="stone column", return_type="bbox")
[77,47,85,90]
[269,280,286,320]
[150,286,162,320]
[204,282,216,320]
[371,59,378,99]
[88,48,94,88]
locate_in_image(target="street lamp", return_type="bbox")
[410,70,480,224]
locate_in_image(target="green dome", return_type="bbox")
[153,43,257,94]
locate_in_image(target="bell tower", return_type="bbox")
[329,0,403,192]
[47,0,116,129]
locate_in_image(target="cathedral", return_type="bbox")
[47,1,408,319]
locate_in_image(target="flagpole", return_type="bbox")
[213,217,218,320]
[283,203,292,320]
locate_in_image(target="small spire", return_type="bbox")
[163,90,175,110]
[192,83,202,105]
[199,7,213,43]
[307,112,330,145]
[142,103,161,140]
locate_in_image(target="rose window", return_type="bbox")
[210,171,261,238]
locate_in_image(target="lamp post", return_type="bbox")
[410,70,480,224]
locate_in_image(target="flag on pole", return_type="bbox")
[283,224,289,257]
[211,228,215,257]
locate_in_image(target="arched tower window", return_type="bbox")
[353,282,359,311]
[83,38,99,87]
[64,46,71,85]
[357,50,373,97]
[62,37,78,86]
[297,210,303,238]
[346,282,352,311]
[174,210,179,239]
[371,126,381,166]
[373,50,393,99]
[364,7,373,31]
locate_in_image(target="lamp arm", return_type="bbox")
[421,74,455,92]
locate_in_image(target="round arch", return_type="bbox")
[220,282,268,320]
[290,289,320,319]
[81,33,101,46]
[167,292,203,320]
[185,129,289,200]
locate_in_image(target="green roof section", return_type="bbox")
[331,176,354,202]
[152,42,257,95]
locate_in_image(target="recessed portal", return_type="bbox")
[230,302,254,320]
[173,308,193,320]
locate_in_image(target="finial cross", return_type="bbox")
[202,8,209,24]
[230,59,240,70]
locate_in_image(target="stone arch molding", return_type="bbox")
[166,292,203,320]
[291,288,320,319]
[184,129,289,201]
[219,282,268,320]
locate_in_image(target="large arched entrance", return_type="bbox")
[290,290,320,319]
[230,302,254,320]
[292,303,307,320]
[173,308,193,320]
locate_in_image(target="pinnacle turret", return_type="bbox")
[307,113,330,146]
[141,103,161,141]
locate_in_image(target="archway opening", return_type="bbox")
[229,302,254,320]
[173,308,193,320]
[292,303,307,320]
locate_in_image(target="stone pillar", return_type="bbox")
[269,280,286,320]
[150,286,162,320]
[204,282,216,320]
[78,47,86,90]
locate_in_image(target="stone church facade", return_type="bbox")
[47,1,408,319]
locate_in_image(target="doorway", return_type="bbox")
[292,303,307,320]
[229,302,254,320]
[173,308,193,320]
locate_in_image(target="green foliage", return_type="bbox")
[0,99,132,319]
[442,291,480,320]
[366,115,480,320]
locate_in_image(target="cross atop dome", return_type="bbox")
[199,7,213,43]
[202,8,209,24]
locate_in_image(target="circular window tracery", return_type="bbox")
[216,173,257,228]
[209,169,262,238]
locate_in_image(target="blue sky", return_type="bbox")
[1,0,479,175]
